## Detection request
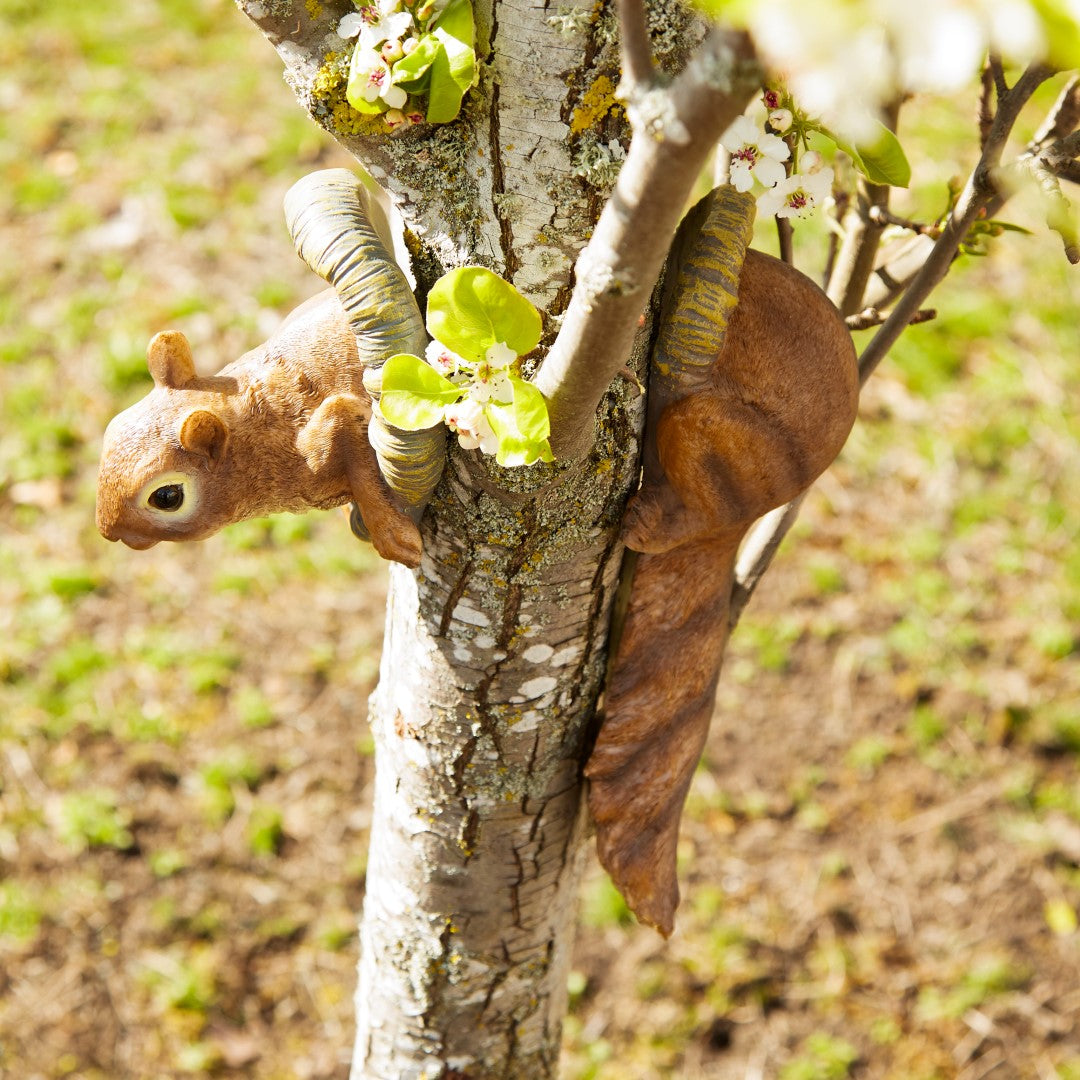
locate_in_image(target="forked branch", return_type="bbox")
[534,0,761,458]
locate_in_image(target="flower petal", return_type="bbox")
[338,12,365,37]
[728,160,755,192]
[752,156,787,189]
[485,341,517,368]
[382,83,408,109]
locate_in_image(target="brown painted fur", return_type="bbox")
[586,249,860,935]
[96,288,422,567]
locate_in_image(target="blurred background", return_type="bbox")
[0,1,1078,1077]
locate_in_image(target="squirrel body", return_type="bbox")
[96,288,422,566]
[586,190,860,935]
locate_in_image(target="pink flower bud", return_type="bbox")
[385,109,407,129]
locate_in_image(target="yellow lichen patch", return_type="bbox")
[311,53,386,138]
[305,0,323,17]
[570,74,621,135]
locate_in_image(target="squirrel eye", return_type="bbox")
[148,484,184,511]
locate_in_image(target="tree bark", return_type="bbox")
[354,422,644,1077]
[239,2,644,1075]
[237,0,758,1073]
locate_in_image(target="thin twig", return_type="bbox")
[776,216,794,264]
[1032,75,1080,145]
[845,306,935,331]
[616,0,654,90]
[978,59,996,149]
[826,100,902,315]
[867,205,940,236]
[860,61,1053,383]
[990,54,1008,100]
[821,189,848,286]
[729,495,806,627]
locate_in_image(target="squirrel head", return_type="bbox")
[96,331,234,549]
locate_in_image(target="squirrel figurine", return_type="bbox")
[96,288,423,567]
[585,187,860,935]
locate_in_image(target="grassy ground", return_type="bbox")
[1,1,1079,1077]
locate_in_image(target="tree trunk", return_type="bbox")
[354,419,643,1076]
[240,2,645,1074]
[237,0,750,1073]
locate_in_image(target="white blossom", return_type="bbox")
[756,167,834,219]
[352,49,409,109]
[425,340,465,376]
[340,1,414,50]
[444,398,498,454]
[719,115,790,194]
[465,365,512,404]
[768,108,794,133]
[485,342,516,369]
[744,0,1051,142]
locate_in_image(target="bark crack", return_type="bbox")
[487,15,520,281]
[439,557,476,638]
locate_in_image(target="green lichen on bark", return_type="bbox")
[310,51,387,138]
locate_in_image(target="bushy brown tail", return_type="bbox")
[586,538,738,935]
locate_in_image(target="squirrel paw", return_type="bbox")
[365,512,424,569]
[622,487,689,554]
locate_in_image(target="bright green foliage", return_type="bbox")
[485,378,553,467]
[379,352,462,429]
[779,1034,859,1080]
[426,0,477,124]
[379,266,552,466]
[54,790,134,852]
[344,0,476,124]
[247,803,285,857]
[426,266,542,364]
[820,121,911,188]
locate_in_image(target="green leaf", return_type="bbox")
[378,353,461,430]
[427,267,542,365]
[485,377,553,467]
[391,34,441,92]
[819,121,911,188]
[426,0,476,124]
[1030,0,1080,69]
[346,45,389,115]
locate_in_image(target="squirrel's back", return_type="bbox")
[587,189,859,934]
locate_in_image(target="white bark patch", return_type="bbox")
[511,710,543,733]
[516,675,558,699]
[523,643,555,663]
[453,646,474,663]
[550,645,581,667]
[472,632,497,650]
[451,602,491,627]
[401,736,433,771]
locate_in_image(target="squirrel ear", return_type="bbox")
[179,409,229,469]
[148,331,196,389]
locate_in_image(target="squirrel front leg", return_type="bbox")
[297,394,423,568]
